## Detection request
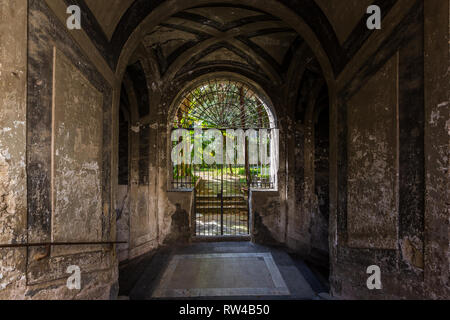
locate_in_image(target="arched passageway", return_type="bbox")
[0,0,447,300]
[170,79,278,238]
[112,2,334,275]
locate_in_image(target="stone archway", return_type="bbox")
[168,77,278,238]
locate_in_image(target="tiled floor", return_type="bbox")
[152,252,291,298]
[119,242,329,300]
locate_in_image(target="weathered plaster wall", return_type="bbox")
[0,0,28,299]
[311,106,330,262]
[52,48,104,255]
[116,60,197,262]
[251,191,283,245]
[116,185,130,262]
[116,71,157,262]
[422,0,450,299]
[283,47,330,259]
[165,192,194,244]
[346,55,398,250]
[289,122,308,252]
[21,0,117,299]
[330,0,449,299]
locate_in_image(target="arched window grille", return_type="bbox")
[171,79,277,193]
[173,79,272,129]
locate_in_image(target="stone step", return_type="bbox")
[196,194,246,199]
[196,200,247,205]
[196,206,248,213]
[196,198,247,203]
[196,204,248,209]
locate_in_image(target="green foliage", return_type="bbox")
[173,80,271,129]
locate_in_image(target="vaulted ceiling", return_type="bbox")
[84,0,374,46]
[82,0,388,79]
[141,6,300,82]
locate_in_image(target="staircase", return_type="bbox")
[195,194,248,214]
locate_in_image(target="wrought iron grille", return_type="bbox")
[171,129,275,191]
[173,79,271,130]
[171,79,276,237]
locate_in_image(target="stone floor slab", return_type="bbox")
[152,253,290,298]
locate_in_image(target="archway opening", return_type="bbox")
[170,78,278,237]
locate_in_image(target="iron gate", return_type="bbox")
[172,128,275,237]
[170,79,277,237]
[194,162,250,237]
